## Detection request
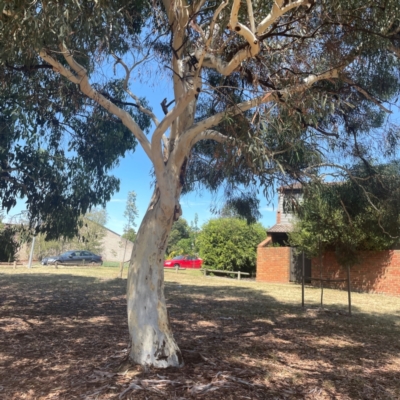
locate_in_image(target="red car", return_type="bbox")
[164,255,203,269]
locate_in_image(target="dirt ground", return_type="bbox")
[0,267,399,399]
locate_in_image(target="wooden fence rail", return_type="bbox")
[201,268,250,280]
[0,261,22,268]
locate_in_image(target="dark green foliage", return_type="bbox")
[0,1,151,239]
[0,1,149,63]
[289,162,400,267]
[0,75,147,239]
[198,218,266,274]
[0,225,19,262]
[166,218,191,256]
[184,0,400,221]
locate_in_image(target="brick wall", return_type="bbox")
[256,243,291,283]
[312,250,400,297]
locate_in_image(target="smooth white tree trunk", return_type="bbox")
[126,186,183,368]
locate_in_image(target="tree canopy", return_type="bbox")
[122,228,137,243]
[123,191,139,236]
[0,1,151,239]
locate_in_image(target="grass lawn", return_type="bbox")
[0,264,399,399]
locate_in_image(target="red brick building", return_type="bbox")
[256,185,400,297]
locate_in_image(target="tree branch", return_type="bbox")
[246,0,255,33]
[194,0,229,75]
[190,129,232,146]
[343,78,392,114]
[39,46,153,161]
[152,87,199,169]
[228,0,259,56]
[195,0,310,76]
[180,67,342,149]
[112,55,161,126]
[256,0,311,35]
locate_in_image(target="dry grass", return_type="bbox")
[165,269,400,318]
[0,265,399,399]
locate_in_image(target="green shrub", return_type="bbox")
[198,218,266,274]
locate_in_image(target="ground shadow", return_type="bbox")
[0,272,399,399]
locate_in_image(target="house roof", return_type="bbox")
[278,181,340,192]
[267,224,294,233]
[278,183,303,191]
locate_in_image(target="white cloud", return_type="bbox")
[109,198,126,203]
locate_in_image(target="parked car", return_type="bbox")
[164,255,203,269]
[41,250,103,266]
[41,256,57,265]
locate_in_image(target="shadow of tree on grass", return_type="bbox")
[0,272,399,399]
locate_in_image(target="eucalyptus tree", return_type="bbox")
[1,0,400,367]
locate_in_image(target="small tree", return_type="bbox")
[122,228,137,243]
[198,218,266,274]
[290,163,400,260]
[120,191,138,277]
[190,213,200,255]
[73,209,108,254]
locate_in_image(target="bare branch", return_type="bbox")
[38,50,80,84]
[195,0,259,76]
[192,0,207,14]
[180,67,342,149]
[256,0,311,35]
[343,78,392,114]
[190,129,232,146]
[39,47,153,160]
[302,69,339,86]
[181,94,272,148]
[112,55,161,126]
[196,0,310,76]
[246,0,256,33]
[194,0,229,75]
[152,88,198,162]
[228,0,259,56]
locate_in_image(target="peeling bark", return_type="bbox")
[127,186,183,368]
